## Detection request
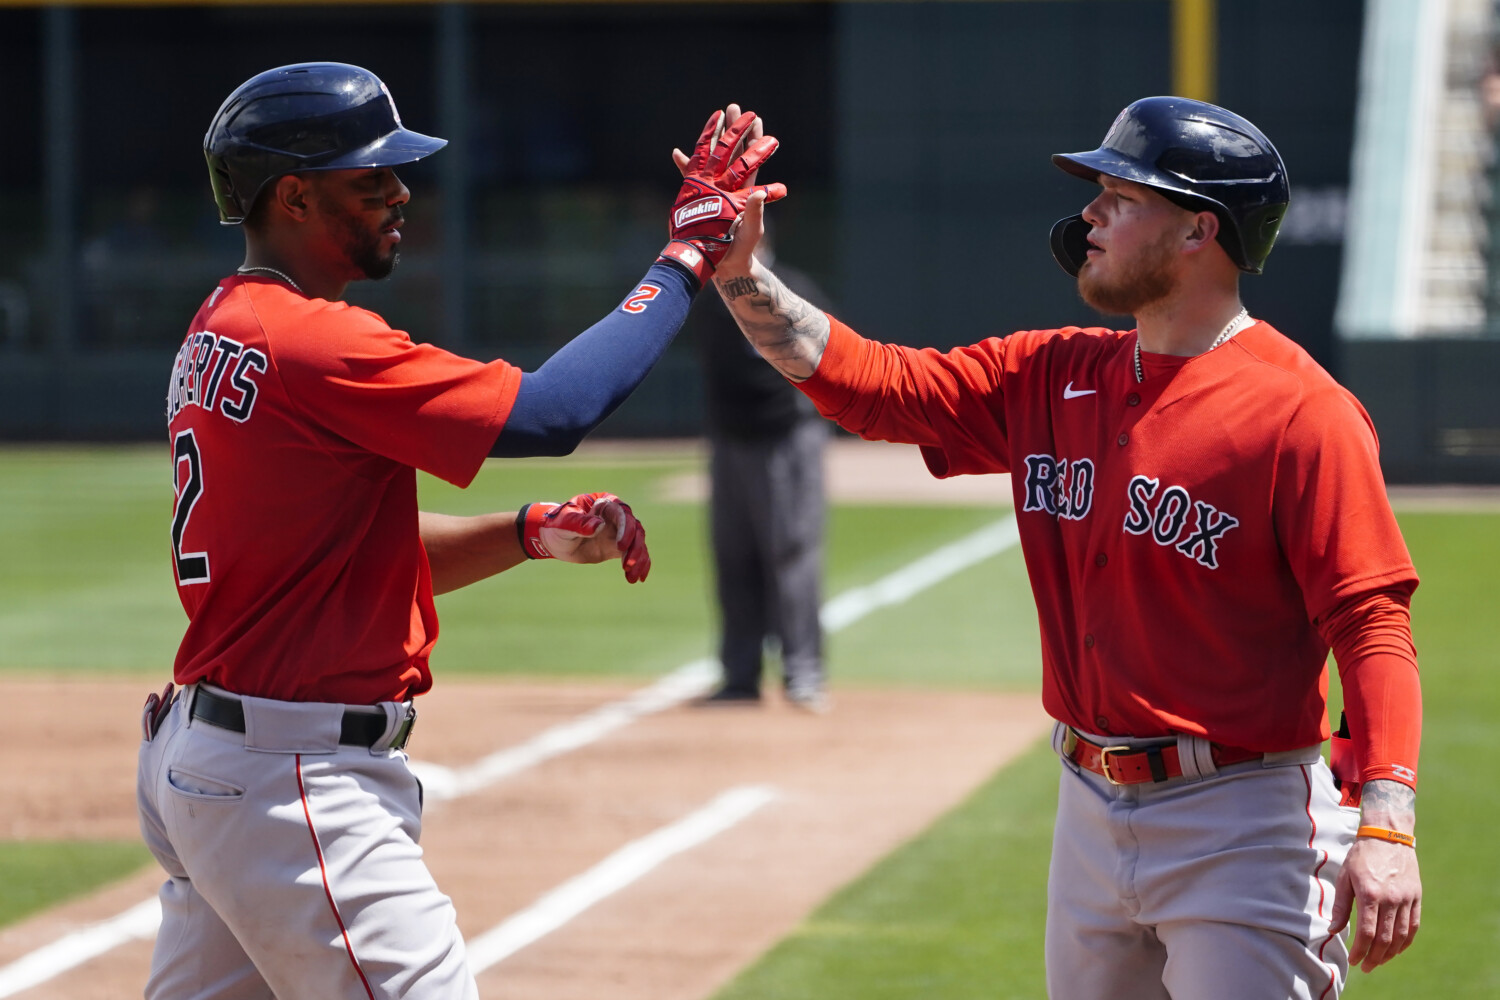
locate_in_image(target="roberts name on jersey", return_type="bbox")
[167,330,267,424]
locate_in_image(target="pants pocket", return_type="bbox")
[166,767,246,801]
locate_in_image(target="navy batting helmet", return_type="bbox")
[1048,96,1289,276]
[205,62,447,225]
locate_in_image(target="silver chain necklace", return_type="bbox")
[1133,307,1249,384]
[236,266,304,294]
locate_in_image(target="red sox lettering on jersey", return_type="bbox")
[1021,454,1095,521]
[1021,455,1239,570]
[1122,474,1240,570]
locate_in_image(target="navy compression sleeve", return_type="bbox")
[492,263,696,458]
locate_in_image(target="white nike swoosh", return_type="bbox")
[1063,382,1097,399]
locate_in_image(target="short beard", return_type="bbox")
[1077,231,1177,316]
[320,195,401,282]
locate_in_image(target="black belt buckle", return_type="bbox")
[389,703,417,751]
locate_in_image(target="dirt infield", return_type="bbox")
[2,677,1049,999]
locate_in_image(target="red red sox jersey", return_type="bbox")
[800,315,1421,782]
[166,276,520,704]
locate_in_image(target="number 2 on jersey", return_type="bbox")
[172,429,211,585]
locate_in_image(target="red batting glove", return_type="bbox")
[657,109,788,288]
[588,492,651,584]
[518,492,650,583]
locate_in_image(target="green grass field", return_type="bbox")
[0,445,1494,996]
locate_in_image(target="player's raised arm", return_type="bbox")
[491,106,787,458]
[709,191,830,382]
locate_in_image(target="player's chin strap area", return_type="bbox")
[1050,215,1092,277]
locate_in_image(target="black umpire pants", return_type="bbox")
[708,418,828,695]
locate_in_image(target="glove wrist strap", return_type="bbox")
[517,502,561,559]
[657,240,713,290]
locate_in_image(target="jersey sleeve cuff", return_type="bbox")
[796,313,862,414]
[1361,764,1419,789]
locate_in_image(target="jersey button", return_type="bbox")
[1094,552,1108,567]
[1095,715,1111,733]
[1083,633,1096,649]
[1126,393,1141,406]
[1117,433,1129,447]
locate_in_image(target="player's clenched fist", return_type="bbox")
[656,105,788,288]
[520,492,650,583]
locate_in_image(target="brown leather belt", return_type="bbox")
[1063,727,1261,785]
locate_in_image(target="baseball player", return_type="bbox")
[708,97,1422,998]
[137,62,783,999]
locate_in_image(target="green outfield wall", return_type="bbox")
[2,1,1494,482]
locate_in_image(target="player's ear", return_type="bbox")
[268,174,313,222]
[1182,210,1220,254]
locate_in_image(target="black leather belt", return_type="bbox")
[191,686,416,750]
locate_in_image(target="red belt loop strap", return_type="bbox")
[1064,727,1262,785]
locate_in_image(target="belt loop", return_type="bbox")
[1175,733,1215,782]
[1145,745,1168,783]
[1053,722,1081,773]
[183,684,201,729]
[373,701,417,754]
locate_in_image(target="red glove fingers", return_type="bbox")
[719,135,781,192]
[520,499,606,559]
[704,111,760,179]
[601,497,651,584]
[756,182,789,203]
[547,508,606,537]
[683,110,727,177]
[571,492,650,583]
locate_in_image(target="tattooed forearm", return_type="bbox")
[714,260,830,381]
[720,275,758,300]
[1360,778,1417,829]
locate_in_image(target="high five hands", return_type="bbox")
[657,103,787,287]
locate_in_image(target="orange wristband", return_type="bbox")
[1356,825,1415,848]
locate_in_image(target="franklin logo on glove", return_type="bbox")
[674,197,725,229]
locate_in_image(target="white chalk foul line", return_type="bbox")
[0,513,1018,993]
[466,785,777,973]
[414,513,1020,801]
[410,656,720,802]
[820,515,1020,632]
[0,899,161,998]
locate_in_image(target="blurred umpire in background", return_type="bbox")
[691,218,833,713]
[706,96,1423,999]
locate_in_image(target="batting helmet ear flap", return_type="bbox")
[1050,215,1092,277]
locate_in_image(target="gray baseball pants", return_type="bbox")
[137,685,477,999]
[1046,722,1357,999]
